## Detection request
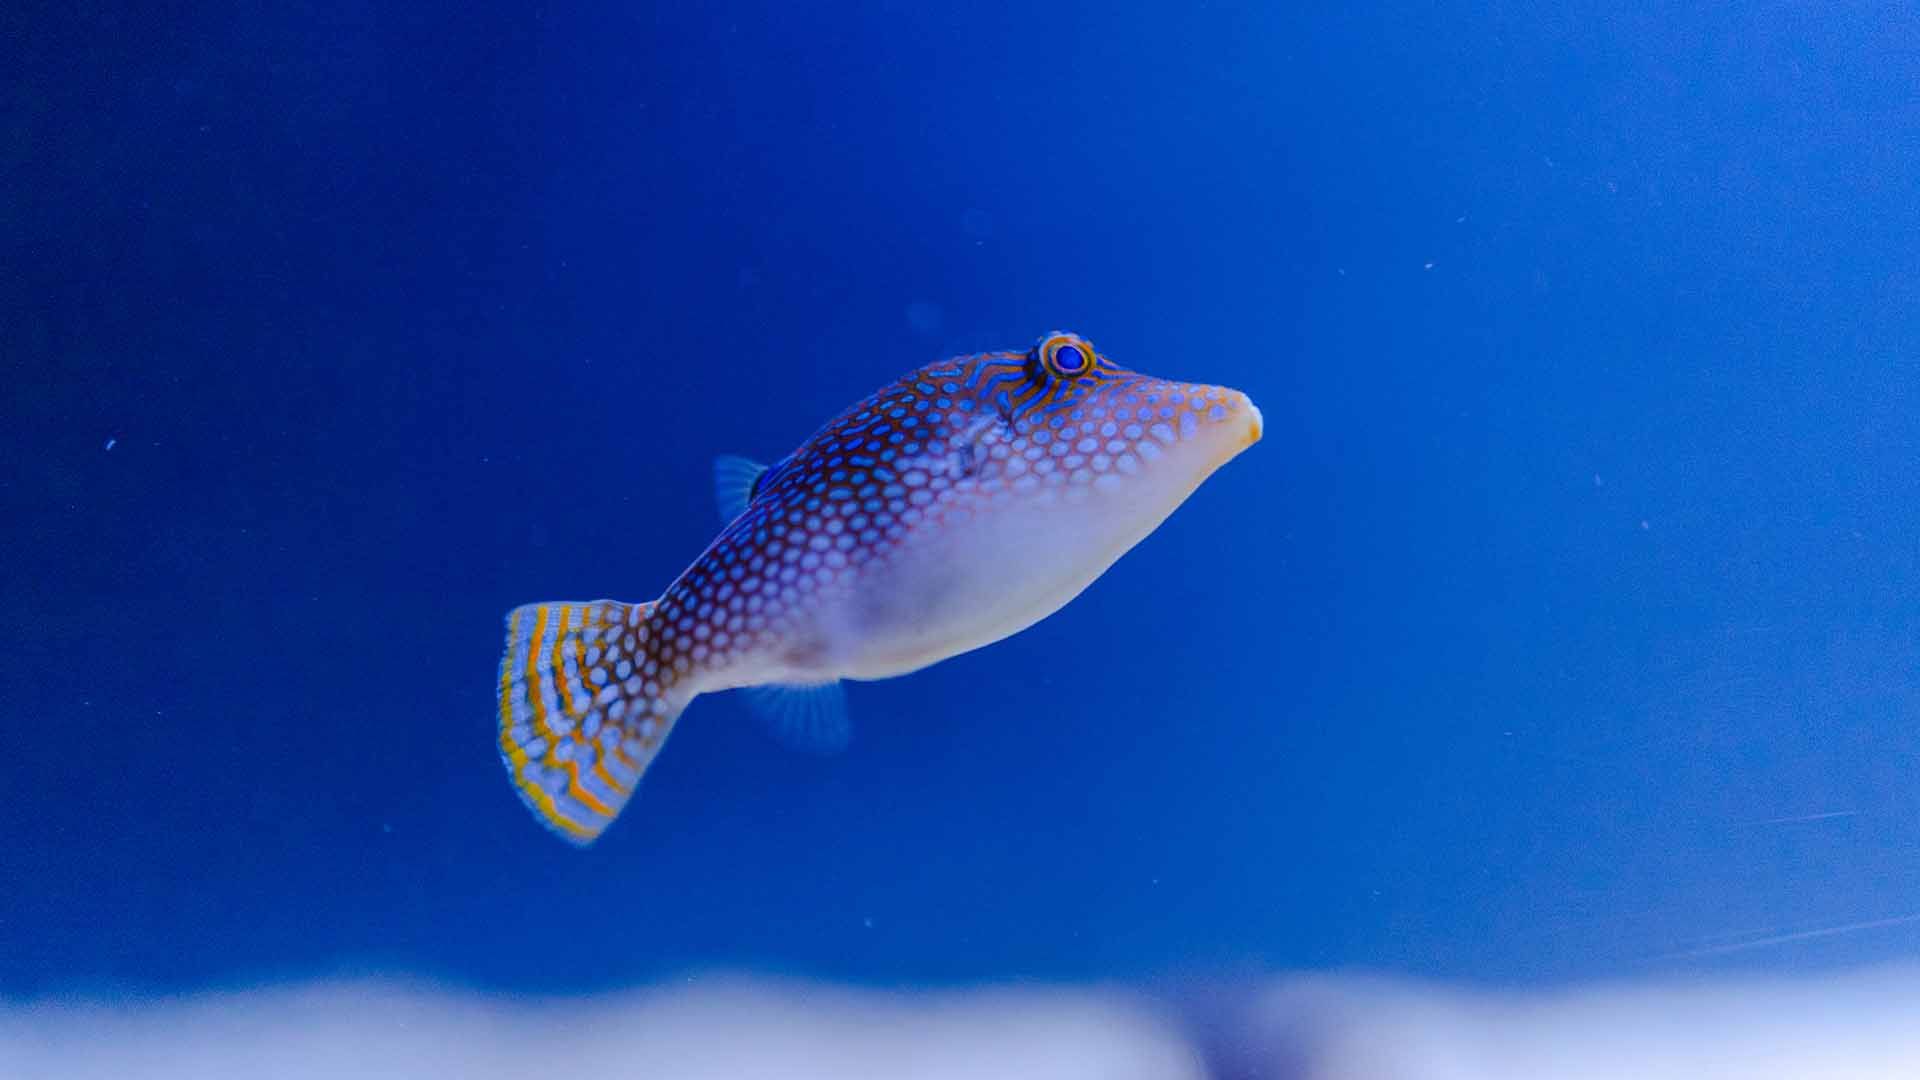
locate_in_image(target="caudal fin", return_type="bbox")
[497,599,685,846]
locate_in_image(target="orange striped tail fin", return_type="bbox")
[497,599,684,846]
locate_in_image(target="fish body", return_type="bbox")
[498,332,1261,844]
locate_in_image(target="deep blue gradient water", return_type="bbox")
[7,3,1920,999]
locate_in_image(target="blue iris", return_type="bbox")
[1055,344,1086,372]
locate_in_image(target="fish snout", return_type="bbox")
[1235,391,1263,450]
[1206,388,1263,465]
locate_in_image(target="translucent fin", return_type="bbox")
[497,599,688,846]
[713,455,768,523]
[742,681,851,755]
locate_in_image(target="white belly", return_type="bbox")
[816,478,1200,682]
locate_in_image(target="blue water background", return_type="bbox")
[7,3,1919,996]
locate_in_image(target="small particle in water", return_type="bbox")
[862,916,874,929]
[104,437,116,451]
[1640,520,1650,530]
[1423,262,1435,270]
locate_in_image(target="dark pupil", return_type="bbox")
[1055,344,1085,372]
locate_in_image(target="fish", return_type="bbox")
[497,331,1262,844]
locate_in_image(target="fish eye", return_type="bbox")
[1038,333,1094,379]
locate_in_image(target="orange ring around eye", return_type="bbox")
[1041,333,1093,378]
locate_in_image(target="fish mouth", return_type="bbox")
[1202,391,1263,473]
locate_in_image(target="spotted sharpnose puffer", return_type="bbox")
[498,332,1262,844]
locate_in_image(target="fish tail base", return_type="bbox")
[497,599,686,845]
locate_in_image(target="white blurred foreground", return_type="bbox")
[5,967,1920,1079]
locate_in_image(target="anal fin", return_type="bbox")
[742,681,851,755]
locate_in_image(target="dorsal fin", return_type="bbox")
[712,455,768,523]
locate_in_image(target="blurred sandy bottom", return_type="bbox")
[5,967,1920,1079]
